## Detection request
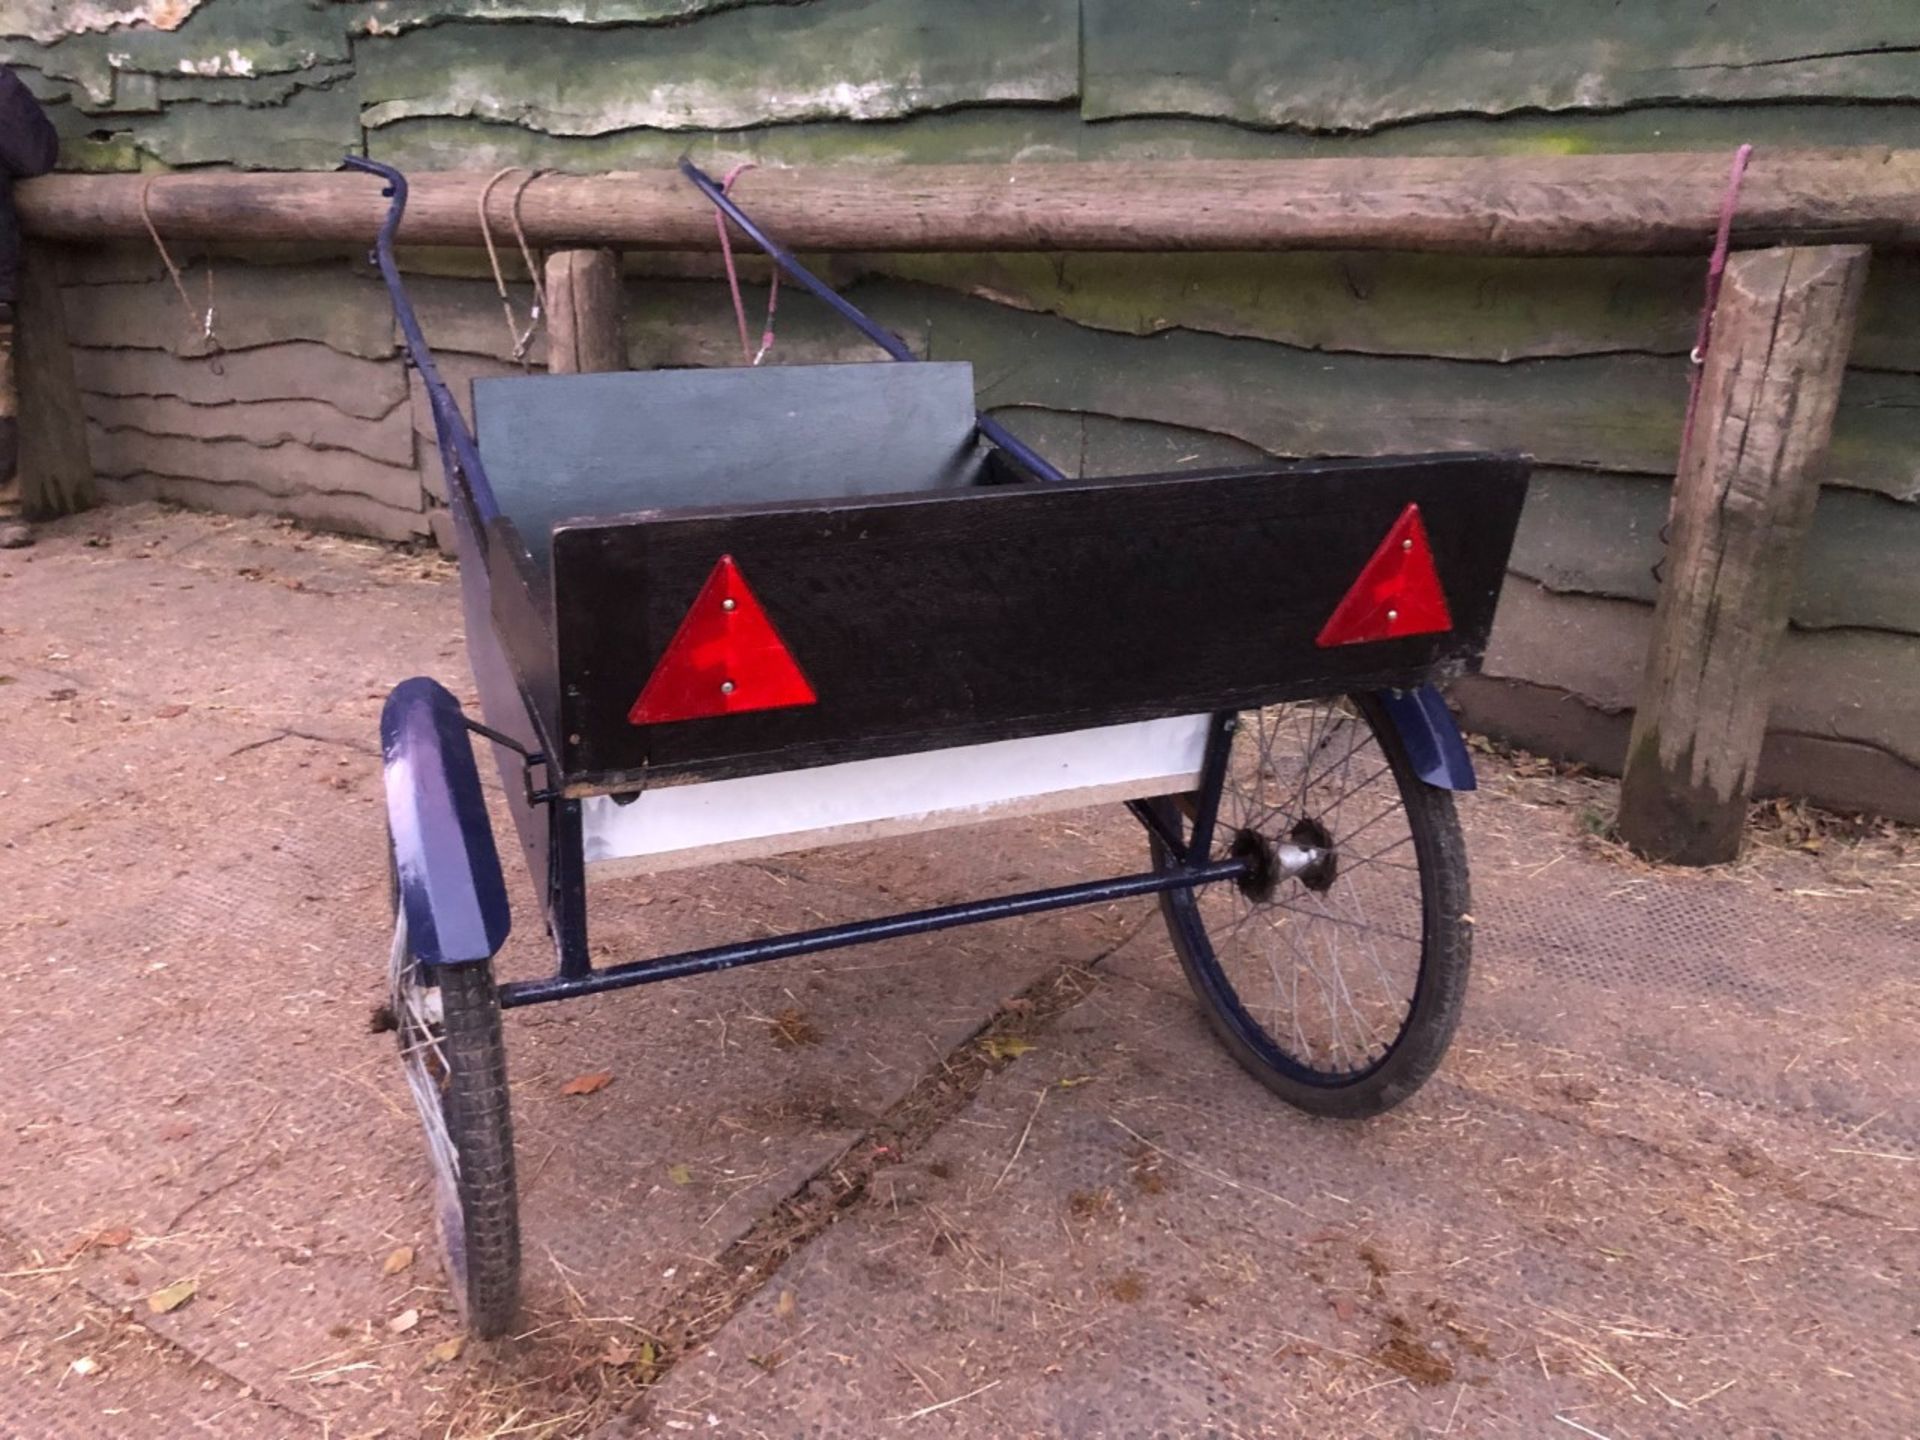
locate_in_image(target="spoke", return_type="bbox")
[1326,711,1366,839]
[1295,718,1377,804]
[1339,868,1415,1023]
[1215,897,1271,951]
[1252,892,1295,1038]
[1295,702,1327,822]
[1326,791,1405,851]
[1314,760,1395,817]
[1316,894,1370,1063]
[1307,881,1409,1045]
[1271,897,1420,946]
[1276,908,1349,1068]
[391,913,462,1183]
[1339,856,1422,879]
[1227,707,1299,836]
[1347,832,1415,869]
[1289,934,1307,1058]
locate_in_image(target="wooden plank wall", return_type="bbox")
[5,0,1919,817]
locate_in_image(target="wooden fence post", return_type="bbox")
[14,240,95,518]
[544,248,625,374]
[1616,244,1869,864]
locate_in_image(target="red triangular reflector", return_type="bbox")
[628,555,817,724]
[1315,504,1454,648]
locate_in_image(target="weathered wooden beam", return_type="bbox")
[543,249,625,374]
[19,152,1920,255]
[1616,245,1869,865]
[14,242,96,519]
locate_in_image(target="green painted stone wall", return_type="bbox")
[6,0,1918,816]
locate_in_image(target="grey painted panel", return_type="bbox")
[473,361,984,580]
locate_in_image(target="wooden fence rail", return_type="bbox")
[19,151,1920,255]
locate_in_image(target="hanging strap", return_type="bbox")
[1678,144,1754,464]
[478,167,551,366]
[713,162,780,365]
[1655,145,1753,586]
[138,175,224,376]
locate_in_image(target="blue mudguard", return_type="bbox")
[381,677,512,965]
[1374,683,1477,791]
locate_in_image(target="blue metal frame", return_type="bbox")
[498,853,1250,1008]
[345,157,503,530]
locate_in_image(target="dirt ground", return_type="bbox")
[0,504,1914,1439]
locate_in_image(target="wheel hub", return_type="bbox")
[1230,816,1338,900]
[1288,816,1338,892]
[1229,827,1279,902]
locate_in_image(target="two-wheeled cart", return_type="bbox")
[353,156,1530,1335]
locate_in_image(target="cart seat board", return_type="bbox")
[581,713,1211,876]
[472,362,985,582]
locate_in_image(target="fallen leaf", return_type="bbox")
[636,1339,660,1376]
[602,1340,634,1366]
[982,1037,1035,1061]
[775,1288,797,1319]
[387,1307,420,1334]
[1057,1074,1094,1088]
[158,1120,194,1142]
[146,1279,196,1314]
[1329,1295,1358,1323]
[561,1071,613,1096]
[429,1337,465,1366]
[667,1163,693,1186]
[153,703,189,719]
[381,1245,415,1276]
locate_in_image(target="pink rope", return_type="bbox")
[714,162,779,365]
[1678,144,1754,464]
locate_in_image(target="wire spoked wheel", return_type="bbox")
[389,906,522,1337]
[1153,694,1472,1117]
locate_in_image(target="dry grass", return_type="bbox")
[1466,732,1920,913]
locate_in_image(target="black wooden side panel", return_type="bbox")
[551,454,1529,789]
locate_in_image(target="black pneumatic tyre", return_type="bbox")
[1154,694,1472,1118]
[389,913,522,1337]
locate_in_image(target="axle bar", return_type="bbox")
[494,856,1249,1008]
